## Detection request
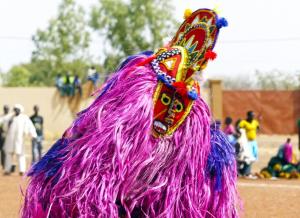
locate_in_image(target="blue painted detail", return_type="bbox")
[188,42,198,53]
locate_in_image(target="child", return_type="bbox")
[224,116,236,145]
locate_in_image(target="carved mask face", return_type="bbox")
[153,82,193,136]
[150,9,223,137]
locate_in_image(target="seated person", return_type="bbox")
[259,138,299,179]
[87,66,99,86]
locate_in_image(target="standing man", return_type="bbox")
[3,104,37,176]
[30,105,44,163]
[0,105,10,169]
[239,111,260,176]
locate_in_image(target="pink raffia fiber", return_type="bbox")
[22,55,238,218]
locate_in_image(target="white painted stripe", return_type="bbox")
[238,182,300,189]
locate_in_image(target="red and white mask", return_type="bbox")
[151,9,226,137]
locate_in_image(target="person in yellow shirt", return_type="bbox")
[239,114,259,142]
[238,111,259,177]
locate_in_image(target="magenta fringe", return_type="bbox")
[22,54,239,218]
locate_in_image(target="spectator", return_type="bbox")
[3,104,37,176]
[259,138,298,179]
[283,138,293,164]
[63,72,75,96]
[238,111,259,178]
[223,117,235,145]
[87,66,99,87]
[235,119,255,177]
[73,74,82,96]
[55,74,64,96]
[0,105,10,169]
[87,66,96,79]
[30,105,44,163]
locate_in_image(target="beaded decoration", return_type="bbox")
[151,9,227,137]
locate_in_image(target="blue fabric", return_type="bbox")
[87,73,99,85]
[227,134,236,145]
[248,140,258,160]
[239,162,252,176]
[31,136,43,163]
[28,138,69,179]
[207,123,236,191]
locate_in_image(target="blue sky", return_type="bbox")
[1,0,300,78]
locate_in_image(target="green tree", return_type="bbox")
[90,0,177,71]
[3,66,31,87]
[31,0,91,83]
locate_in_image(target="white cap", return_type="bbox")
[14,104,24,113]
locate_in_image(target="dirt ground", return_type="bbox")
[0,135,299,218]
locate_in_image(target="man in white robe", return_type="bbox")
[3,104,37,175]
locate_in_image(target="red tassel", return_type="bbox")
[173,81,188,96]
[205,50,217,60]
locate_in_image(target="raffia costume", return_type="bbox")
[22,9,238,218]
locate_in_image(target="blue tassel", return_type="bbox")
[187,90,198,100]
[157,74,173,88]
[216,17,228,29]
[206,121,235,191]
[28,138,69,180]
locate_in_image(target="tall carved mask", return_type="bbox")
[150,9,228,137]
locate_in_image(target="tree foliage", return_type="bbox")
[29,0,91,85]
[223,69,300,90]
[255,69,300,90]
[33,0,90,63]
[2,66,31,87]
[90,0,177,71]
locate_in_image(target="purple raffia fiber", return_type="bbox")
[206,121,239,217]
[22,54,238,218]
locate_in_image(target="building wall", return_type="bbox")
[0,85,212,138]
[0,87,93,139]
[223,90,300,134]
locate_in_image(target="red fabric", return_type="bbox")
[173,82,188,97]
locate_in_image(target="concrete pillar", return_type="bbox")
[209,80,223,121]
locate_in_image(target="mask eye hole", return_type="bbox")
[175,101,183,112]
[161,93,171,105]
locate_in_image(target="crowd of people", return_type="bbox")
[224,111,300,179]
[1,103,298,179]
[223,111,260,178]
[0,104,43,175]
[55,66,100,97]
[55,73,82,97]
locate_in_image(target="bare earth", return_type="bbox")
[0,135,299,218]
